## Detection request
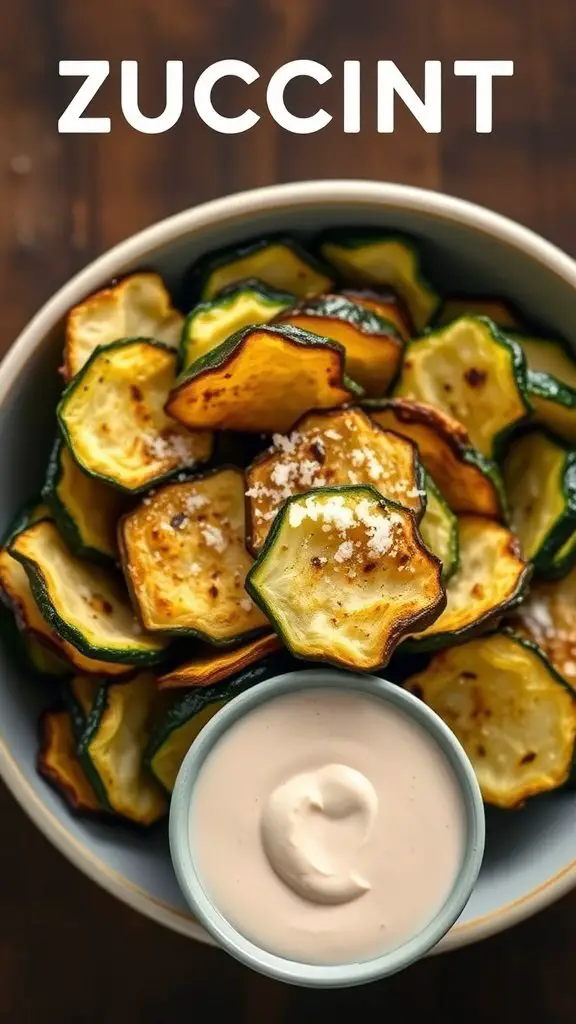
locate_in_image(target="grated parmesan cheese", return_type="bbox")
[201,524,227,553]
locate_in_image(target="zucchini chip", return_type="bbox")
[405,632,576,808]
[317,230,438,331]
[435,297,524,330]
[158,633,282,690]
[58,340,213,494]
[0,540,133,677]
[503,430,576,571]
[275,294,404,396]
[405,516,530,650]
[119,468,268,642]
[246,486,445,672]
[394,317,531,458]
[420,476,459,581]
[366,398,505,518]
[64,272,183,380]
[64,674,103,741]
[507,567,576,688]
[9,519,166,665]
[147,654,292,792]
[166,324,362,434]
[340,288,412,340]
[547,531,576,580]
[180,280,295,369]
[79,673,168,824]
[43,438,127,562]
[188,236,334,302]
[245,406,425,554]
[38,709,102,814]
[512,333,576,443]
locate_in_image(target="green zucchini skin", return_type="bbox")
[183,235,335,304]
[542,531,576,581]
[42,437,113,565]
[145,651,294,792]
[75,683,113,811]
[527,369,576,413]
[314,227,439,330]
[420,475,459,581]
[172,322,364,398]
[8,542,166,667]
[180,280,296,371]
[284,293,404,341]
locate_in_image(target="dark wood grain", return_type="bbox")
[0,1,575,1020]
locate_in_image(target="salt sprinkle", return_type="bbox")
[334,541,354,563]
[240,597,253,612]
[201,524,227,553]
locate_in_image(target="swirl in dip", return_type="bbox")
[190,687,466,965]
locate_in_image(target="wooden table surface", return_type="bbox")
[1,1,575,1020]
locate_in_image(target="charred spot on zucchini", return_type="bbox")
[187,236,334,302]
[58,339,213,494]
[503,430,576,571]
[420,476,459,581]
[394,317,531,458]
[275,294,404,397]
[405,632,576,808]
[43,437,127,562]
[340,288,412,340]
[180,280,295,370]
[147,654,292,792]
[366,397,505,518]
[158,633,282,690]
[435,297,524,330]
[9,519,167,665]
[246,486,445,672]
[38,708,103,814]
[245,406,425,554]
[166,324,362,435]
[0,535,134,677]
[506,566,576,688]
[119,467,268,643]
[404,516,530,650]
[79,672,168,824]
[317,230,438,332]
[64,272,183,380]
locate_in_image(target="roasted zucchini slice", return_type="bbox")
[166,324,362,434]
[366,397,505,518]
[317,230,438,332]
[340,288,412,340]
[275,294,404,396]
[420,476,459,581]
[180,280,295,369]
[9,519,166,665]
[405,632,576,808]
[158,633,282,690]
[79,672,168,824]
[503,430,576,571]
[547,531,576,580]
[147,654,293,792]
[245,406,425,554]
[405,516,530,650]
[511,333,576,443]
[38,709,102,814]
[0,533,133,677]
[64,272,183,380]
[58,339,213,494]
[506,566,576,688]
[188,236,334,302]
[119,467,268,643]
[43,438,127,562]
[435,297,524,330]
[64,674,103,741]
[246,486,445,672]
[394,317,531,458]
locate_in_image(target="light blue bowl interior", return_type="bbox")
[0,192,575,943]
[169,669,485,987]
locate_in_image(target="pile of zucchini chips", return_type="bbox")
[2,231,576,828]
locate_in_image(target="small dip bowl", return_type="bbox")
[169,668,485,988]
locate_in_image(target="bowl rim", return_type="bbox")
[1,178,575,952]
[169,668,486,987]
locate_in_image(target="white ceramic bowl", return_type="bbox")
[1,180,575,954]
